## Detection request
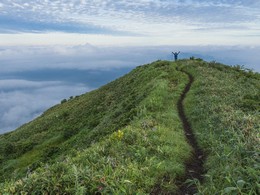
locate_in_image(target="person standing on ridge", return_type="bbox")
[172,51,180,61]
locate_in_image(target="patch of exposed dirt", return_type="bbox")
[151,69,206,195]
[175,70,206,195]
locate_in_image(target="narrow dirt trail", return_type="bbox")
[176,70,206,195]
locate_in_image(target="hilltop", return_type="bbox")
[0,59,259,194]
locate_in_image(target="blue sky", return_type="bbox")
[0,0,259,133]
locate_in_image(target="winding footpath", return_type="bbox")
[176,70,206,195]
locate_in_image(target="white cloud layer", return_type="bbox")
[0,44,259,73]
[0,79,62,90]
[0,44,259,134]
[0,44,166,73]
[1,1,259,134]
[0,79,90,134]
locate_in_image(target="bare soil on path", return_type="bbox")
[176,70,206,195]
[151,69,206,195]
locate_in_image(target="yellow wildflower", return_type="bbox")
[117,130,124,140]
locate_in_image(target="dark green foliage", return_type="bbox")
[41,146,60,162]
[61,99,67,104]
[154,60,169,67]
[233,64,246,71]
[63,128,79,139]
[4,142,15,156]
[188,56,203,61]
[0,155,3,164]
[241,94,260,111]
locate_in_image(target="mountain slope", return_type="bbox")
[179,60,260,194]
[0,59,259,194]
[0,60,192,193]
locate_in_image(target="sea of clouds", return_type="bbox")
[0,44,259,134]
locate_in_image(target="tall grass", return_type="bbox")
[0,61,191,194]
[1,59,258,194]
[0,61,173,181]
[181,60,260,194]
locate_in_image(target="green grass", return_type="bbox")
[179,59,260,194]
[0,60,191,194]
[0,59,259,194]
[0,61,169,180]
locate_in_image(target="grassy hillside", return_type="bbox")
[0,59,259,194]
[179,60,260,194]
[0,61,191,194]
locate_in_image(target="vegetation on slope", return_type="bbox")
[0,59,259,194]
[179,60,260,194]
[0,61,165,180]
[0,61,191,194]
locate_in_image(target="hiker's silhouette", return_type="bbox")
[172,51,180,61]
